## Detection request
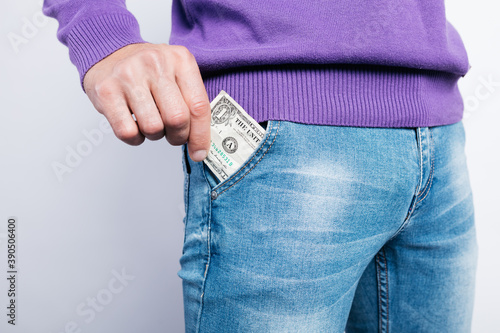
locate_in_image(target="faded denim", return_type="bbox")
[178,120,477,333]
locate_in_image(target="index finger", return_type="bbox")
[175,53,211,162]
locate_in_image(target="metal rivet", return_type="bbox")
[210,191,218,200]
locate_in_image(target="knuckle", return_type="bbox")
[114,123,138,142]
[94,80,116,100]
[190,98,210,118]
[138,47,163,66]
[173,45,194,61]
[141,119,164,136]
[135,46,170,77]
[174,45,190,55]
[165,111,189,131]
[113,61,135,81]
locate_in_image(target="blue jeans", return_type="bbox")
[179,120,477,333]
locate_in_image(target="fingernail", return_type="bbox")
[191,150,207,161]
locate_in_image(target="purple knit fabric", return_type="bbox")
[43,0,470,127]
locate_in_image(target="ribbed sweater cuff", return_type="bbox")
[66,13,146,89]
[203,65,464,128]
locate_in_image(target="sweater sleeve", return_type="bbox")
[43,0,146,87]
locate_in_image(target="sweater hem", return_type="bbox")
[202,64,464,128]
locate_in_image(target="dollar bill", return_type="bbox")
[203,90,265,182]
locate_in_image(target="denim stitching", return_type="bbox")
[195,160,214,332]
[376,253,383,333]
[213,121,276,192]
[383,248,389,333]
[196,212,212,332]
[196,123,281,329]
[217,121,281,197]
[416,128,434,205]
[416,128,431,196]
[416,127,424,196]
[388,127,422,241]
[376,248,389,333]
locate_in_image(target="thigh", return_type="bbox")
[179,120,421,333]
[346,120,478,333]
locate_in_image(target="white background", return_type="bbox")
[1,0,498,332]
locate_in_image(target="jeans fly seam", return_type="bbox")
[218,121,281,197]
[387,128,422,241]
[416,128,434,205]
[213,121,276,193]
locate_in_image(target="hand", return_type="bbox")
[83,43,211,162]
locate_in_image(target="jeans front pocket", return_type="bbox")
[203,120,281,197]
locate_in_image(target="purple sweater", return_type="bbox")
[43,0,469,127]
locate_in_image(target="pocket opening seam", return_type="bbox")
[216,120,281,197]
[416,127,435,204]
[218,121,274,186]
